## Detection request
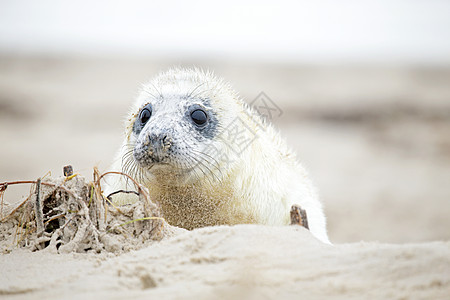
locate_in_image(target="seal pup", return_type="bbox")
[104,68,330,244]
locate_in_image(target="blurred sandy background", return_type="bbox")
[1,0,449,244]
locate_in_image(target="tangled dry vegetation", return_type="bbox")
[0,167,180,254]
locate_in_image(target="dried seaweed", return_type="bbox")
[0,166,178,254]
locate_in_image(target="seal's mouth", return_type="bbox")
[133,151,171,169]
[133,147,187,174]
[133,142,170,165]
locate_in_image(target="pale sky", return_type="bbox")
[0,0,449,64]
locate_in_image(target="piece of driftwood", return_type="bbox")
[290,204,309,229]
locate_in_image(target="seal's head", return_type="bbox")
[122,68,243,185]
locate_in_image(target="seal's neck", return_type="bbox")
[146,179,235,230]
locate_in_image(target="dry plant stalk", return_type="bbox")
[33,178,44,237]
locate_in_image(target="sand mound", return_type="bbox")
[1,225,449,299]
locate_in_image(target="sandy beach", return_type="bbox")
[1,55,449,298]
[2,225,449,299]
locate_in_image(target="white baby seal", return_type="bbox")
[104,68,330,244]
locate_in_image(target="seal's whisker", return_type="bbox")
[191,81,221,100]
[190,79,223,100]
[178,156,207,185]
[185,156,215,187]
[190,151,224,181]
[121,143,135,153]
[121,154,134,174]
[187,82,207,99]
[178,160,201,185]
[184,153,222,184]
[148,81,164,98]
[191,149,224,178]
[192,157,222,183]
[190,86,214,100]
[186,161,204,187]
[142,87,158,100]
[121,150,134,168]
[121,154,135,173]
[121,154,138,189]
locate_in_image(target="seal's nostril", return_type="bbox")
[162,135,169,144]
[146,132,172,152]
[161,135,172,149]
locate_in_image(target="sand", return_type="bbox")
[1,55,450,299]
[1,226,449,299]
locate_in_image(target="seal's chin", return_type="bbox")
[135,159,170,173]
[135,159,199,185]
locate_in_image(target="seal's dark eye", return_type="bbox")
[139,105,152,125]
[191,109,207,126]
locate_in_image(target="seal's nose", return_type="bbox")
[148,132,172,153]
[134,129,174,165]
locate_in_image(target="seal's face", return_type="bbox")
[131,94,218,171]
[121,69,244,186]
[122,71,241,186]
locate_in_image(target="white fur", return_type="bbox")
[103,68,331,244]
